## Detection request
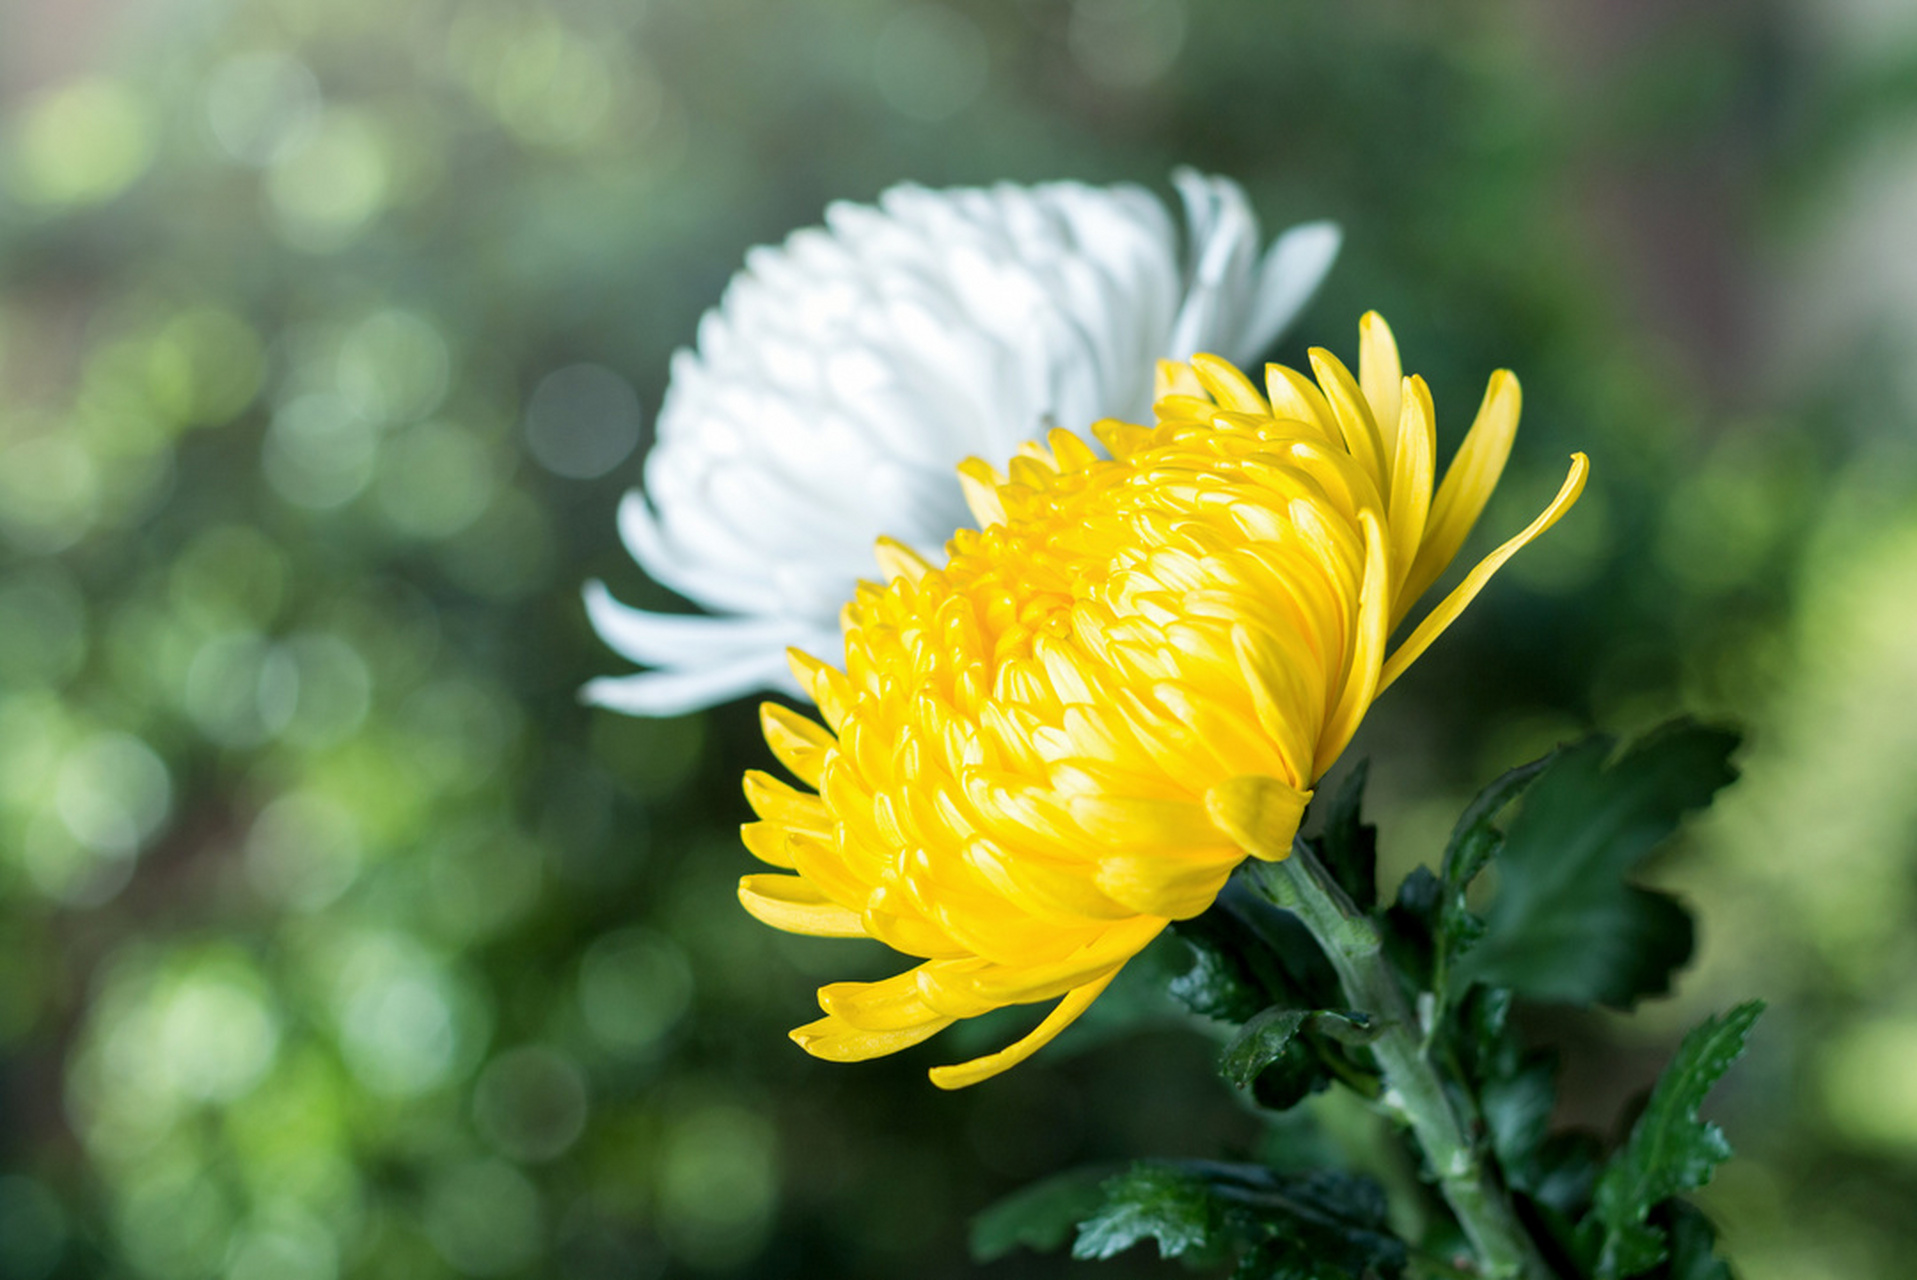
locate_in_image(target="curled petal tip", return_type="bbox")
[1206,775,1313,862]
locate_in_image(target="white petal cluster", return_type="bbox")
[586,170,1340,716]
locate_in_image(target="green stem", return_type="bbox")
[1245,844,1548,1280]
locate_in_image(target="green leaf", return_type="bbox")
[1169,920,1270,1024]
[1660,1199,1734,1280]
[1482,1057,1556,1180]
[1436,752,1552,973]
[1226,1169,1407,1280]
[1073,1163,1217,1261]
[1221,1008,1375,1089]
[969,1165,1116,1262]
[1310,760,1379,911]
[1172,880,1341,1024]
[1222,1008,1312,1088]
[1587,1001,1764,1278]
[1529,1131,1604,1219]
[1379,865,1441,988]
[1072,1162,1405,1276]
[1452,984,1520,1087]
[1449,721,1739,1008]
[1217,1007,1377,1111]
[1441,752,1554,890]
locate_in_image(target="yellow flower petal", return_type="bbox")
[742,769,831,834]
[927,971,1118,1090]
[1190,352,1270,414]
[1379,453,1590,694]
[1402,369,1521,606]
[791,1011,954,1061]
[760,702,833,788]
[738,873,867,936]
[739,820,797,869]
[1308,347,1390,505]
[957,457,1007,527]
[1153,359,1206,403]
[1264,362,1338,442]
[1387,375,1437,618]
[741,315,1587,1087]
[1314,508,1391,775]
[873,536,933,583]
[1358,311,1404,463]
[1204,774,1313,863]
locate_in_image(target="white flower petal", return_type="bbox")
[582,581,808,666]
[1239,220,1344,363]
[581,649,816,719]
[590,173,1340,714]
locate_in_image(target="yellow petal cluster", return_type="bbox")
[740,313,1587,1088]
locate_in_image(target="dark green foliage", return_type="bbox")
[1171,880,1342,1021]
[1434,753,1555,987]
[1223,1170,1407,1279]
[1221,1008,1315,1090]
[1584,1002,1764,1278]
[1449,723,1740,1008]
[1222,1008,1376,1112]
[963,724,1757,1280]
[1170,918,1274,1025]
[1070,1162,1405,1278]
[1379,864,1442,987]
[969,1166,1115,1263]
[1309,760,1380,911]
[1073,1163,1221,1262]
[1659,1201,1735,1280]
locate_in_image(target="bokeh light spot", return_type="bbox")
[204,51,323,166]
[374,421,496,539]
[154,959,282,1103]
[577,928,692,1057]
[423,1161,543,1277]
[183,633,300,748]
[11,78,154,207]
[262,394,379,510]
[333,936,488,1098]
[524,364,644,479]
[278,634,373,749]
[398,677,520,793]
[20,814,134,907]
[491,23,616,149]
[336,310,450,427]
[472,1046,589,1163]
[145,309,266,428]
[341,972,459,1097]
[55,732,171,859]
[117,1166,234,1280]
[1067,0,1187,89]
[1822,1016,1917,1149]
[266,109,390,251]
[223,1210,339,1280]
[246,791,364,912]
[655,1105,778,1270]
[872,5,989,123]
[0,433,101,553]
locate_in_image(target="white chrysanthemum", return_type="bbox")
[584,170,1340,716]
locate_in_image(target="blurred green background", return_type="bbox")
[0,0,1910,1276]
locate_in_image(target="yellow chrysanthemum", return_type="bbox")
[739,313,1587,1089]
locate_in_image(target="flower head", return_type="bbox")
[585,172,1339,715]
[740,314,1586,1088]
